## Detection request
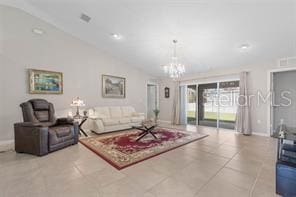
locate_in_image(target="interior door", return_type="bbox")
[147,84,157,119]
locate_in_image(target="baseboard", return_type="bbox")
[0,140,14,152]
[158,120,172,124]
[158,120,270,137]
[252,132,270,137]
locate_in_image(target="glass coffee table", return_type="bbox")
[276,128,296,164]
[131,120,158,141]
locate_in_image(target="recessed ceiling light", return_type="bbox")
[32,28,44,35]
[240,44,250,50]
[110,33,122,40]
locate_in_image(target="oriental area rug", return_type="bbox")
[79,128,208,170]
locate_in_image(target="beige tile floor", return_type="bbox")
[0,125,279,197]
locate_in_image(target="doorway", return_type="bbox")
[270,70,296,136]
[147,84,158,120]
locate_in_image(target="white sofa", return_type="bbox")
[86,106,145,134]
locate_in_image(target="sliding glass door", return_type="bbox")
[218,81,239,129]
[198,83,218,127]
[187,80,239,129]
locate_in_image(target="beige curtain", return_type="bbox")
[172,81,181,124]
[235,72,252,135]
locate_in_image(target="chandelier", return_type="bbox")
[162,40,186,79]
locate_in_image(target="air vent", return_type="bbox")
[80,13,91,23]
[278,57,296,67]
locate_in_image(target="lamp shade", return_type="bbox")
[70,97,85,107]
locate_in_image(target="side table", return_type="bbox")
[74,116,88,137]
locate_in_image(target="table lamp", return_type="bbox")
[70,97,85,119]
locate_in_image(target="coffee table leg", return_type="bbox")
[138,130,146,136]
[136,132,148,141]
[150,131,157,139]
[134,125,158,141]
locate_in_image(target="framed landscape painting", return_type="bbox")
[102,75,126,98]
[29,69,63,94]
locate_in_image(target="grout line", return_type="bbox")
[193,142,241,196]
[195,142,250,195]
[248,157,267,197]
[72,156,128,195]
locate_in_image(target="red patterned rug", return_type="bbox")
[79,128,208,169]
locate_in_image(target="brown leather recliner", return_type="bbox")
[14,99,79,156]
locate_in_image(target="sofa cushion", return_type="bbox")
[121,106,136,117]
[119,118,131,124]
[88,108,95,117]
[109,107,122,118]
[102,118,120,126]
[95,107,110,118]
[131,116,144,123]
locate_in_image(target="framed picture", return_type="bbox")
[165,87,170,98]
[29,69,63,94]
[102,75,126,98]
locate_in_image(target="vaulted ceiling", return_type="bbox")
[3,0,296,76]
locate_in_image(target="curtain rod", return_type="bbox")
[180,71,248,83]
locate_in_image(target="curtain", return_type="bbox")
[172,81,181,124]
[235,72,251,135]
[179,85,187,125]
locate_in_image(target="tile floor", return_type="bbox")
[0,125,279,197]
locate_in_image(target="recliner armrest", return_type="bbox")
[14,122,50,127]
[14,123,49,156]
[56,117,74,125]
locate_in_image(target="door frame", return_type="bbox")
[146,82,159,118]
[184,77,240,127]
[186,84,197,125]
[267,67,296,136]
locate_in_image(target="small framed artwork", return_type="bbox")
[102,75,126,98]
[165,87,170,98]
[29,69,63,94]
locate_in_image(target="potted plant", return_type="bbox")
[153,109,160,123]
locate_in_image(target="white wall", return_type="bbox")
[159,62,294,135]
[158,79,176,123]
[0,6,154,141]
[1,7,6,142]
